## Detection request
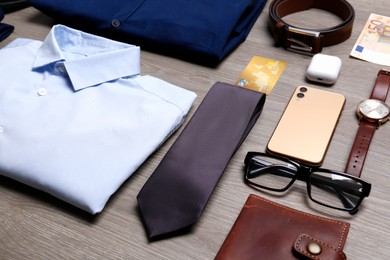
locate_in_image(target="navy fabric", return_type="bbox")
[29,0,267,64]
[0,7,14,42]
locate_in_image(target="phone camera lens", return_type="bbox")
[300,87,307,92]
[297,93,305,98]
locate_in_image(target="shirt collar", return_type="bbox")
[33,24,141,91]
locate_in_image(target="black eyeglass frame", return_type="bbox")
[244,152,371,214]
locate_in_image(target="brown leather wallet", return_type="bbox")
[268,0,355,54]
[215,194,350,260]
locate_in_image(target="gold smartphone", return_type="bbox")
[266,86,345,167]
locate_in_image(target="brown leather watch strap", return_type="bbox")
[268,0,355,54]
[370,69,390,101]
[345,69,390,177]
[344,121,376,177]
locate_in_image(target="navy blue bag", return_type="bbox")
[0,7,14,42]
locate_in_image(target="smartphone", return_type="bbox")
[266,86,345,167]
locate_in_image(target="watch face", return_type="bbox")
[358,99,390,121]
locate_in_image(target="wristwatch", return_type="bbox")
[345,69,390,177]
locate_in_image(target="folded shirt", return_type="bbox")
[0,24,197,214]
[29,0,267,64]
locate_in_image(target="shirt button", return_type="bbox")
[58,64,66,73]
[112,19,121,28]
[38,88,48,96]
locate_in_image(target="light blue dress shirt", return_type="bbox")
[0,25,197,214]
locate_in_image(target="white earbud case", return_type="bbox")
[306,54,342,85]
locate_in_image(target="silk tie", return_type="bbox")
[137,82,266,239]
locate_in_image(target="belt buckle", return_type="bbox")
[285,27,321,55]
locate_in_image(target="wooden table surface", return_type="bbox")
[1,1,390,259]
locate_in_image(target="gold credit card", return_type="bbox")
[236,56,287,94]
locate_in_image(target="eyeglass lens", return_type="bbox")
[309,171,364,210]
[247,155,297,190]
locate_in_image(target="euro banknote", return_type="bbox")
[350,13,390,66]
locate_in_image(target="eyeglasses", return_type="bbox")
[244,152,371,214]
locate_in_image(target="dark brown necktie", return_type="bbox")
[137,82,266,239]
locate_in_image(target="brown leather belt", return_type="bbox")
[268,0,355,54]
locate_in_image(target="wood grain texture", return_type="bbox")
[1,1,390,259]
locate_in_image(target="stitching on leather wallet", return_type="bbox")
[250,195,349,250]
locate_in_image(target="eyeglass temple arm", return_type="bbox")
[310,175,363,196]
[247,165,295,179]
[334,188,359,215]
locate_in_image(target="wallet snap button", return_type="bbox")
[307,241,322,255]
